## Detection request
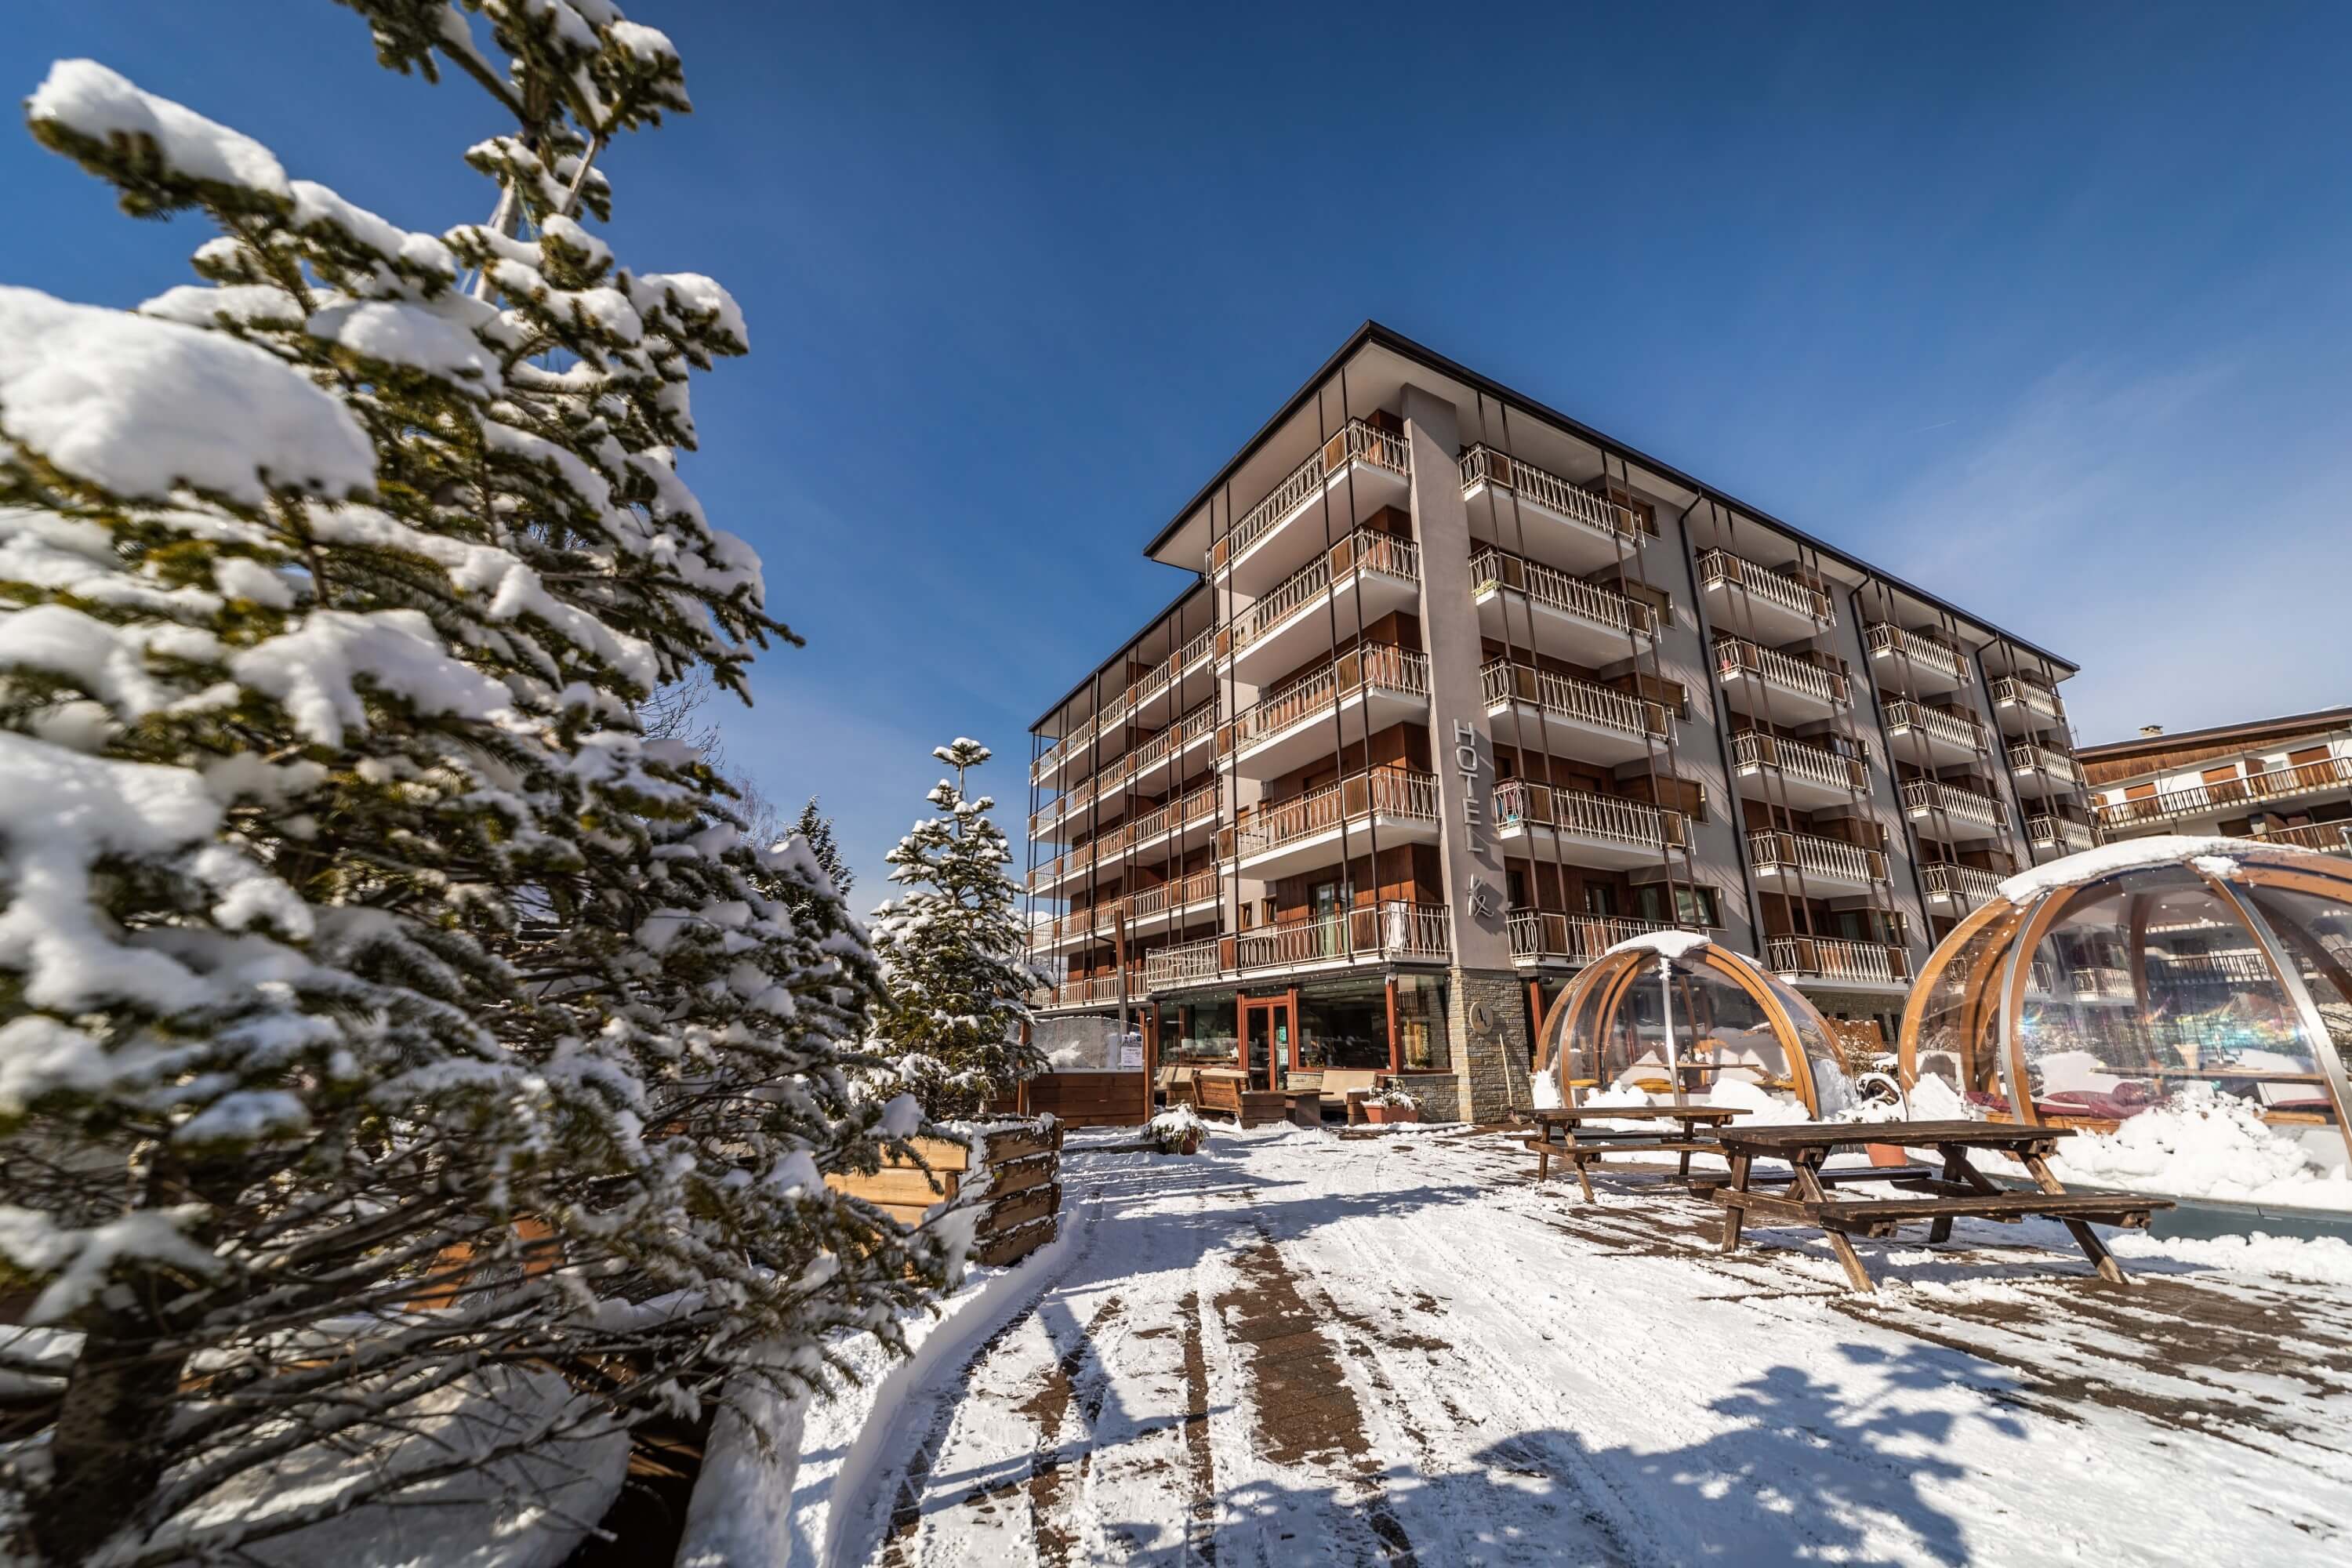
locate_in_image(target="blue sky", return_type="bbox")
[9,2,2350,895]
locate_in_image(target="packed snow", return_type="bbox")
[2045,1087,2352,1210]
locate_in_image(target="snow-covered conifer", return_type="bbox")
[0,6,940,1562]
[869,739,1047,1119]
[793,795,853,898]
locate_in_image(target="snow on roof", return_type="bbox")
[1601,928,1713,961]
[1994,834,2319,904]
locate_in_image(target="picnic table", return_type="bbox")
[1512,1105,1743,1201]
[1709,1120,2174,1292]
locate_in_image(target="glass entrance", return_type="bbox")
[1242,994,1293,1091]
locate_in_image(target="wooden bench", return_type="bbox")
[1711,1120,2174,1292]
[1512,1105,1742,1201]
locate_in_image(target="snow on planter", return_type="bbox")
[824,1114,1065,1269]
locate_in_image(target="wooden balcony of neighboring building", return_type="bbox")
[1746,829,1888,895]
[1492,779,1686,869]
[1919,860,2004,909]
[1713,634,1849,722]
[1864,622,1970,696]
[2094,753,2352,833]
[1902,778,2008,838]
[1459,445,1652,575]
[1221,644,1430,780]
[1480,658,1671,767]
[1224,768,1441,881]
[1468,547,1657,667]
[2252,819,2352,858]
[1730,730,1868,809]
[1989,674,2064,737]
[2007,741,2085,799]
[1882,699,1990,767]
[1767,935,1913,991]
[1696,549,1835,644]
[1507,912,1685,969]
[1211,419,1413,595]
[1225,528,1421,685]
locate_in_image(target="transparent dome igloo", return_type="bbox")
[1898,837,2352,1173]
[1536,933,1858,1116]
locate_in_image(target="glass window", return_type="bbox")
[1393,975,1451,1072]
[1173,996,1237,1062]
[1295,979,1389,1070]
[1584,881,1618,917]
[1634,883,1720,927]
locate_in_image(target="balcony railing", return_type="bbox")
[1747,829,1886,884]
[1131,867,1220,921]
[1233,769,1439,859]
[2007,742,2084,787]
[2255,820,2352,857]
[1864,623,1969,685]
[2095,753,2352,831]
[1231,529,1421,655]
[1715,635,1848,706]
[1902,778,2007,831]
[1028,974,1127,1010]
[1467,548,1657,640]
[1695,550,1833,626]
[1142,935,1224,990]
[1767,935,1911,987]
[1919,861,2002,902]
[1493,779,1686,853]
[1883,700,1988,754]
[1990,676,2063,720]
[1457,446,1652,543]
[1730,730,1867,794]
[1508,911,1683,966]
[2027,814,2096,852]
[1229,644,1430,754]
[1235,902,1452,971]
[1214,419,1412,572]
[1480,659,1670,740]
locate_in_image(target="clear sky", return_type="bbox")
[9,2,2350,896]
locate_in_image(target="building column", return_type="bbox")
[1402,384,1531,1120]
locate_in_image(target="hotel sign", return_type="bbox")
[1454,718,1497,920]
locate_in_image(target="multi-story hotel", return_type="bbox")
[1023,324,2095,1121]
[2082,707,2352,856]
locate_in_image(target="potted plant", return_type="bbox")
[1149,1102,1206,1156]
[1361,1085,1422,1125]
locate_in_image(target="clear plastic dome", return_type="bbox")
[1900,837,2352,1173]
[1536,935,1857,1116]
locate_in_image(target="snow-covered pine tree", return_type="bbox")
[793,795,853,898]
[0,5,942,1562]
[869,739,1048,1119]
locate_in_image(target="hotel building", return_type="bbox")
[1023,325,2093,1121]
[2082,707,2352,856]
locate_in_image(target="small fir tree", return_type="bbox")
[793,795,853,898]
[869,739,1047,1119]
[0,5,942,1561]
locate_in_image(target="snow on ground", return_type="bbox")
[820,1122,2352,1566]
[2045,1089,2352,1210]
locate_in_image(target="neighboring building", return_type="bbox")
[2082,707,2352,855]
[1022,323,2092,1120]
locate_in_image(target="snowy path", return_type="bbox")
[828,1124,2352,1566]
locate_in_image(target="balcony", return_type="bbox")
[1028,973,1130,1012]
[2007,742,2085,798]
[1127,627,1217,729]
[2095,753,2352,833]
[1458,446,1650,575]
[1696,550,1835,644]
[1142,934,1224,992]
[2254,820,2352,858]
[1865,623,1970,696]
[1508,912,1684,969]
[1124,782,1221,862]
[1031,720,1097,790]
[1234,902,1452,974]
[1882,699,1989,767]
[1989,676,2063,737]
[1767,935,1912,992]
[1226,528,1421,684]
[1746,829,1888,895]
[2027,814,2096,855]
[1730,730,1868,809]
[1212,419,1412,595]
[1902,779,2008,838]
[1493,779,1686,869]
[1714,635,1849,722]
[1481,659,1670,767]
[1122,704,1219,799]
[1229,768,1441,880]
[1223,644,1429,779]
[1129,867,1221,932]
[1919,861,2003,908]
[1468,548,1657,666]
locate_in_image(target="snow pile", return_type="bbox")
[1707,1075,1811,1126]
[2045,1087,2352,1210]
[2110,1229,2352,1287]
[1602,928,1712,960]
[1995,834,2316,903]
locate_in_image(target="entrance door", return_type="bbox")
[1241,994,1293,1092]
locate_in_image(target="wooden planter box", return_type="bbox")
[825,1119,1065,1269]
[1363,1102,1420,1124]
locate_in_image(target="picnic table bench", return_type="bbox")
[1711,1120,2174,1292]
[1511,1105,1742,1201]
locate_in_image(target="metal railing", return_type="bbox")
[2027,814,2096,851]
[1230,644,1429,753]
[2007,742,2084,787]
[1766,935,1911,986]
[1233,769,1439,859]
[1467,548,1656,639]
[1131,868,1220,921]
[2256,820,2352,857]
[1232,529,1420,655]
[1507,912,1681,965]
[1902,778,2006,829]
[1864,622,1969,684]
[1480,658,1670,739]
[1216,419,1412,571]
[1029,974,1127,1010]
[1235,901,1452,971]
[1990,676,2063,720]
[1695,550,1832,626]
[2095,753,2352,831]
[1142,935,1224,990]
[1919,861,2002,902]
[1491,779,1687,851]
[1747,829,1886,884]
[1714,635,1847,706]
[1730,730,1867,794]
[1883,700,1988,754]
[1457,446,1652,543]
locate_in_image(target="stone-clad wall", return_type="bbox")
[1449,966,1532,1122]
